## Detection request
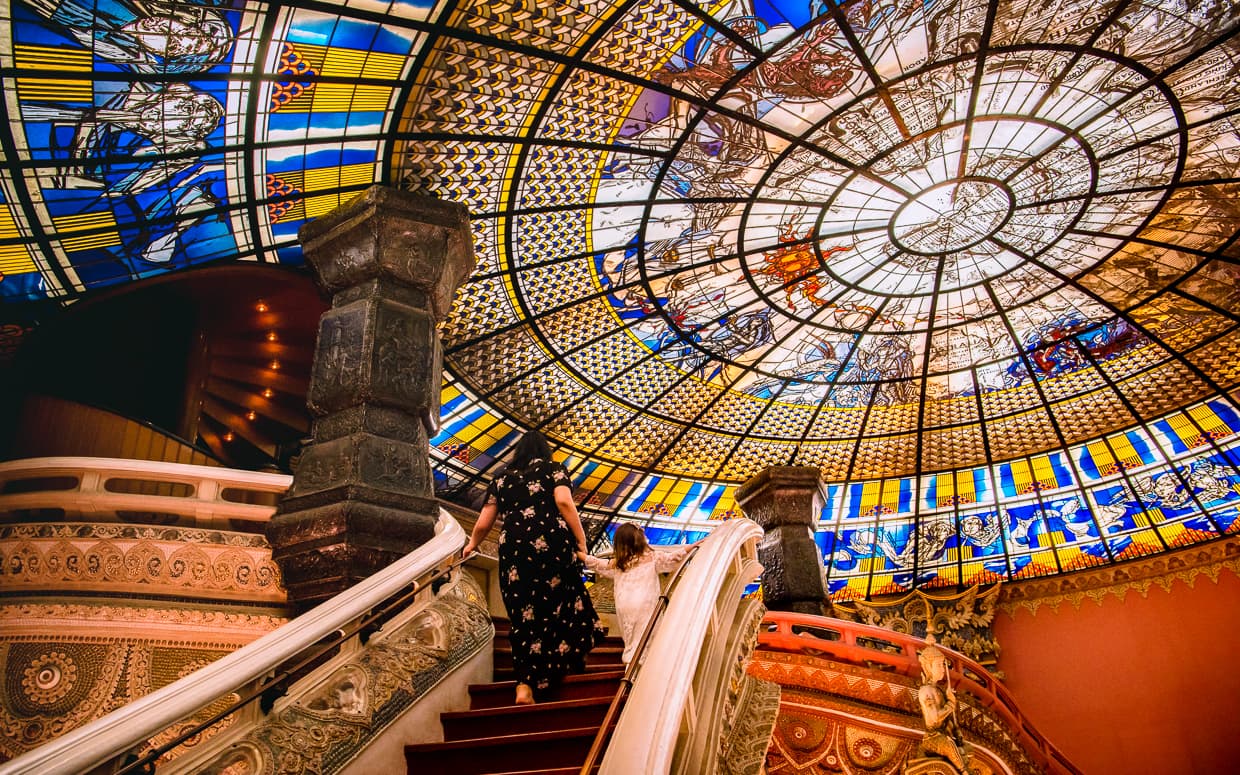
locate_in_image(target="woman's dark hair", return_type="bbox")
[611,522,650,571]
[510,429,553,471]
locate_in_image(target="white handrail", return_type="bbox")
[600,517,763,775]
[0,508,465,775]
[0,456,292,525]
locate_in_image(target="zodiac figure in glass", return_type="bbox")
[20,0,236,270]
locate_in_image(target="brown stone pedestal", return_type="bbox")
[266,186,476,608]
[735,466,828,616]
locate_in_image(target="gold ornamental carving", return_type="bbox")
[0,523,284,603]
[1,641,131,758]
[908,636,973,774]
[750,650,1041,775]
[832,585,1002,671]
[1,603,288,645]
[998,535,1240,616]
[767,709,916,774]
[185,573,492,775]
[0,601,287,759]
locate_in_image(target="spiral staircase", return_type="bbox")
[9,265,323,472]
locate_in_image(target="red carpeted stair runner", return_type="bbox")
[405,618,625,775]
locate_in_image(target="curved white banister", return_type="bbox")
[0,456,292,525]
[600,517,763,775]
[0,509,465,775]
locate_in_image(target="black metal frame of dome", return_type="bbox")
[3,0,1240,595]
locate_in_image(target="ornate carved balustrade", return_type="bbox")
[0,456,292,530]
[754,612,1081,775]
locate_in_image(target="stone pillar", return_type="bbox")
[735,466,828,616]
[266,186,476,608]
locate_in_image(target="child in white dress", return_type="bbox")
[577,523,695,664]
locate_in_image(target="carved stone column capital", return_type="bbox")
[267,186,476,609]
[299,186,474,320]
[736,466,828,616]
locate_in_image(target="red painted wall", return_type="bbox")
[994,570,1240,775]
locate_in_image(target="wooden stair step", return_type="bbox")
[492,618,621,640]
[491,644,624,669]
[478,767,598,775]
[442,696,616,741]
[469,670,625,710]
[490,639,625,654]
[491,644,625,669]
[491,631,625,652]
[406,725,606,775]
[491,663,621,682]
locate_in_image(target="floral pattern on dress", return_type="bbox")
[488,458,605,694]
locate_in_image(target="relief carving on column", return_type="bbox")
[717,599,781,775]
[185,573,492,775]
[268,186,476,607]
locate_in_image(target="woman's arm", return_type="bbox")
[554,484,588,552]
[462,500,499,556]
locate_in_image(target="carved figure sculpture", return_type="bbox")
[914,635,971,773]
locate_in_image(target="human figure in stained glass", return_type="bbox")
[27,0,233,74]
[463,430,605,705]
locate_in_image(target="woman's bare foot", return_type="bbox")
[515,683,535,705]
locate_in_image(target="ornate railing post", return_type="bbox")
[266,186,475,608]
[735,466,828,615]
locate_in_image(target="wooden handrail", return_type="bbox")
[758,611,1083,775]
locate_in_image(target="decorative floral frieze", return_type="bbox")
[1,603,287,645]
[0,522,284,603]
[998,536,1240,616]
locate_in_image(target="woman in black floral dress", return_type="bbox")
[463,431,605,704]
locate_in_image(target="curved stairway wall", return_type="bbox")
[0,456,497,772]
[0,464,487,775]
[994,540,1240,775]
[0,456,294,763]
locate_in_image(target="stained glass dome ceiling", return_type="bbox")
[5,0,1240,593]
